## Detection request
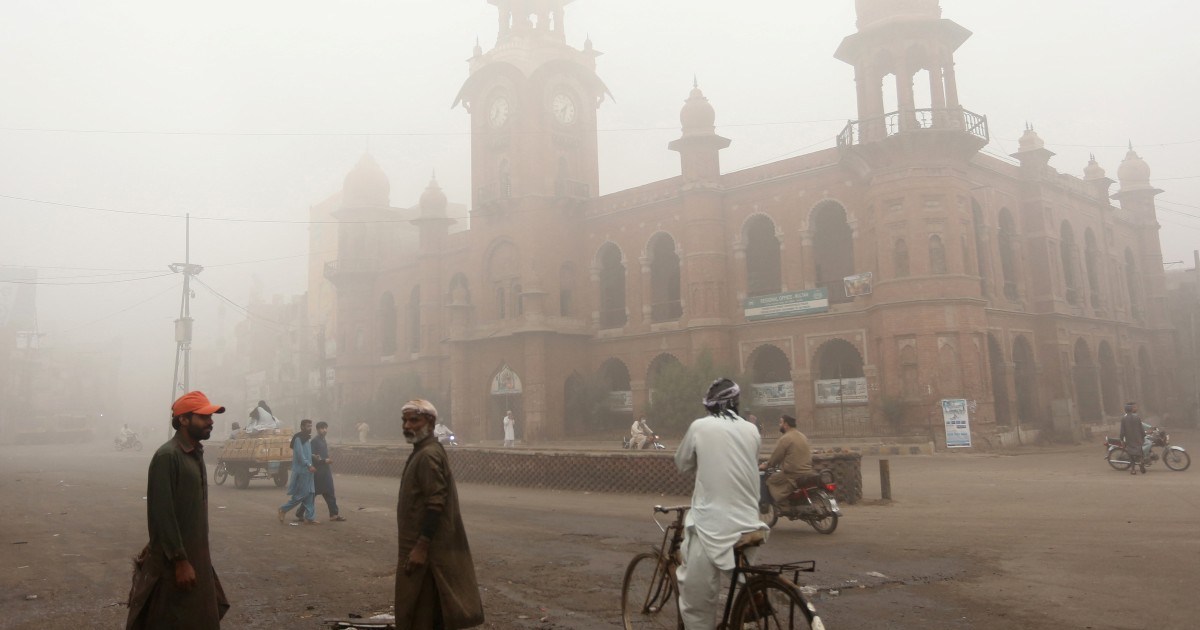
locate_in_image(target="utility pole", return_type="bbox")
[169,213,203,436]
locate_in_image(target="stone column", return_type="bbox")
[523,334,548,442]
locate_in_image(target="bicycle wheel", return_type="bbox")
[621,552,680,630]
[1106,448,1133,471]
[729,575,819,630]
[1163,447,1191,472]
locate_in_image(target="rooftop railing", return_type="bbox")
[837,107,988,148]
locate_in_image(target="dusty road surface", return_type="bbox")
[2,437,1198,629]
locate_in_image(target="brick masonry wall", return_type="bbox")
[328,445,863,504]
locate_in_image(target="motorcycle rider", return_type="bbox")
[630,416,653,450]
[118,423,137,447]
[1120,402,1147,475]
[758,415,815,508]
[433,420,455,445]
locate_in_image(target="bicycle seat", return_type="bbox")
[735,530,766,551]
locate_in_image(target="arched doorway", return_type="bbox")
[599,358,632,430]
[747,344,793,425]
[810,201,855,304]
[1073,339,1102,423]
[744,215,782,297]
[988,334,1011,426]
[488,364,524,441]
[1098,341,1120,417]
[1013,336,1037,424]
[812,339,867,436]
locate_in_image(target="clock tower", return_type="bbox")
[454,0,609,211]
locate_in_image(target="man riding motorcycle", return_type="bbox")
[758,414,816,508]
[1120,402,1147,475]
[629,416,653,450]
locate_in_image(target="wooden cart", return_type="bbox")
[214,433,293,489]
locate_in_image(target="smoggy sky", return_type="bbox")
[2,0,1197,422]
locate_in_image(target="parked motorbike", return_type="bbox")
[114,433,143,452]
[437,431,459,447]
[758,468,841,534]
[1105,426,1190,472]
[621,434,666,450]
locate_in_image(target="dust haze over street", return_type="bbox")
[3,438,1198,629]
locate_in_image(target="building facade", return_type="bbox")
[323,0,1177,443]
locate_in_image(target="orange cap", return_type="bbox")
[171,391,226,417]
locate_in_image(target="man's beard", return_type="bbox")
[187,423,211,441]
[779,425,786,435]
[404,425,431,444]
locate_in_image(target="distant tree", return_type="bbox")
[564,372,613,435]
[648,350,754,434]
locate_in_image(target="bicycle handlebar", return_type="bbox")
[653,505,690,514]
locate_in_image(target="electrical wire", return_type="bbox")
[0,272,175,286]
[0,193,404,225]
[192,277,298,332]
[48,281,180,337]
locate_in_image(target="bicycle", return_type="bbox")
[621,505,825,629]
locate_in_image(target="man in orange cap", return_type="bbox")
[126,391,230,629]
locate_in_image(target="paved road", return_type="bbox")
[1,437,1197,629]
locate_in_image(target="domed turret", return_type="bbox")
[342,153,390,207]
[1083,154,1106,181]
[680,79,716,137]
[1117,143,1153,192]
[856,0,941,29]
[1017,125,1045,152]
[419,173,448,218]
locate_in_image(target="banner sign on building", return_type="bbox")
[843,271,873,297]
[743,288,829,321]
[608,390,633,411]
[814,377,868,405]
[752,381,795,407]
[490,365,523,395]
[942,398,972,448]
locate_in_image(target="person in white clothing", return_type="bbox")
[502,410,516,447]
[674,378,767,630]
[629,416,652,449]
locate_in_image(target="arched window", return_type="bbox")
[1125,248,1141,319]
[988,335,1010,426]
[1013,336,1037,423]
[1084,229,1101,309]
[512,282,523,316]
[599,358,632,421]
[893,239,910,278]
[407,286,420,353]
[929,235,947,275]
[559,263,575,316]
[378,292,397,356]
[597,243,627,328]
[1098,341,1120,416]
[744,215,782,297]
[811,201,855,304]
[972,200,989,295]
[648,233,682,322]
[998,209,1019,300]
[448,273,471,306]
[900,344,918,399]
[1060,222,1079,304]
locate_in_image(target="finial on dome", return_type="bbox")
[693,75,698,89]
[419,170,448,217]
[473,37,483,58]
[1117,143,1154,193]
[1084,154,1107,181]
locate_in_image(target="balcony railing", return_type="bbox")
[554,178,591,200]
[836,107,989,148]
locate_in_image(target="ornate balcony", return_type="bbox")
[836,107,988,149]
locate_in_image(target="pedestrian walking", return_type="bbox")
[126,391,230,629]
[294,421,345,521]
[278,419,318,524]
[356,420,370,443]
[395,399,484,629]
[502,410,515,447]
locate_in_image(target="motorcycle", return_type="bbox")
[758,468,841,534]
[1105,426,1190,472]
[437,431,459,447]
[114,433,143,452]
[621,434,666,450]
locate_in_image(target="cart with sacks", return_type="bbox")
[215,432,293,489]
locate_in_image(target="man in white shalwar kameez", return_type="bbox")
[674,378,768,630]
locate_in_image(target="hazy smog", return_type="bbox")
[2,1,1199,628]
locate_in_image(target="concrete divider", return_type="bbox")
[329,445,862,504]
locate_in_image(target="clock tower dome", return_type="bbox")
[454,0,609,212]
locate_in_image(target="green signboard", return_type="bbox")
[743,288,829,321]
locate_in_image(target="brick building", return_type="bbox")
[322,0,1177,443]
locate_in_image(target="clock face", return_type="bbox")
[488,97,510,128]
[551,92,577,125]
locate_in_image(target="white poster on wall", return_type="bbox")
[942,398,972,448]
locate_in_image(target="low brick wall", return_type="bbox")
[329,445,862,504]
